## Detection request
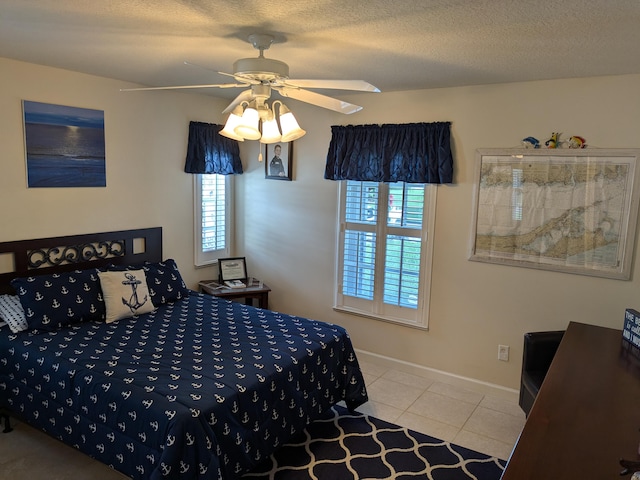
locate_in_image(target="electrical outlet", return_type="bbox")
[498,344,509,362]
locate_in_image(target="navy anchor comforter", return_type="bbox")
[0,292,368,479]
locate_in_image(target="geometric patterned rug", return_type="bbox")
[243,405,507,480]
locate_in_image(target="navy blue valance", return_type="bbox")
[324,122,453,183]
[184,121,243,175]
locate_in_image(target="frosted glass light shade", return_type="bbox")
[260,117,282,144]
[279,107,306,142]
[234,107,261,140]
[219,109,244,141]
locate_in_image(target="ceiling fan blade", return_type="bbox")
[284,79,380,92]
[275,87,363,114]
[120,83,245,92]
[183,60,221,74]
[222,89,254,114]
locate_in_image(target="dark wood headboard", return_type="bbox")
[0,227,162,295]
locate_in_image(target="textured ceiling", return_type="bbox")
[1,0,639,103]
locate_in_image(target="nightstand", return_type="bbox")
[199,278,271,309]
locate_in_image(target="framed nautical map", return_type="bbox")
[469,148,640,279]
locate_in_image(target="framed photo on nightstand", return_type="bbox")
[218,257,247,282]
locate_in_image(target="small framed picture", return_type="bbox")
[265,142,293,181]
[218,257,247,282]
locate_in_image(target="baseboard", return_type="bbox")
[355,349,519,402]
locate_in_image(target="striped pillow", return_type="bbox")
[0,294,28,333]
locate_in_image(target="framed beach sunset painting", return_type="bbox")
[23,100,106,187]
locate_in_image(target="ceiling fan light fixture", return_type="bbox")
[260,117,282,144]
[234,104,261,140]
[219,106,245,141]
[220,99,306,143]
[278,103,306,142]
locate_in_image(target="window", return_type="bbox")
[335,180,436,328]
[194,174,233,266]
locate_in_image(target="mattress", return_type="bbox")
[0,292,368,479]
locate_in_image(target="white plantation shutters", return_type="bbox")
[195,174,232,265]
[201,174,226,251]
[185,121,241,267]
[336,180,436,328]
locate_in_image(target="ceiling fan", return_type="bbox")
[122,34,379,142]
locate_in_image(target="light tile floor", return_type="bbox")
[1,358,526,479]
[353,358,526,461]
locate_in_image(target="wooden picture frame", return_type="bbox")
[265,142,293,181]
[469,148,640,279]
[218,257,247,282]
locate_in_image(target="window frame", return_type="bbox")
[193,173,233,267]
[334,180,437,329]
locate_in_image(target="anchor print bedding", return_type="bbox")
[0,291,368,479]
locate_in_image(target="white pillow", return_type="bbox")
[0,294,28,333]
[98,270,155,323]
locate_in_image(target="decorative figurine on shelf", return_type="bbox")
[545,132,561,149]
[522,136,540,148]
[567,135,587,148]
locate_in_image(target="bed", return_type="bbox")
[0,227,368,479]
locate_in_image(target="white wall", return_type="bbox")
[237,74,640,391]
[2,56,640,391]
[0,57,226,287]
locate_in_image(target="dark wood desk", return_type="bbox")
[502,321,640,479]
[199,278,271,309]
